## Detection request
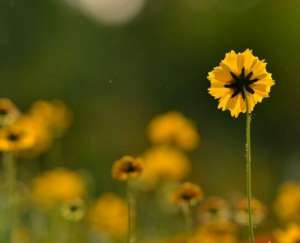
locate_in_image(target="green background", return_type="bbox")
[1,0,300,202]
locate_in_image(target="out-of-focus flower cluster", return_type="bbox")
[0,100,298,243]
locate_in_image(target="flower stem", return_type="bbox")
[182,204,192,234]
[2,152,18,240]
[127,181,136,243]
[245,110,255,243]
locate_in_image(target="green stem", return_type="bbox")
[2,152,18,240]
[182,204,192,234]
[127,181,136,243]
[245,109,255,243]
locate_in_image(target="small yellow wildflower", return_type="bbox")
[139,146,191,188]
[208,49,275,118]
[274,182,300,222]
[171,182,203,207]
[198,196,231,223]
[29,100,73,138]
[0,117,36,152]
[61,198,85,222]
[112,155,143,181]
[191,221,238,243]
[148,111,200,150]
[234,197,267,226]
[31,168,86,209]
[0,98,20,127]
[88,193,128,239]
[275,224,300,243]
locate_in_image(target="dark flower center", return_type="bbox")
[209,207,219,215]
[295,240,300,243]
[224,68,259,99]
[7,132,20,142]
[70,205,79,212]
[0,108,8,116]
[181,192,195,201]
[123,162,138,173]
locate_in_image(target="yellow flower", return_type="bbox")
[0,117,36,152]
[112,155,143,181]
[275,224,300,243]
[274,182,300,222]
[29,100,73,138]
[0,98,20,127]
[139,146,191,188]
[11,227,30,243]
[234,197,266,226]
[198,196,231,224]
[171,182,203,207]
[208,49,275,118]
[191,221,238,243]
[88,193,128,239]
[31,168,86,209]
[61,198,85,222]
[148,111,199,150]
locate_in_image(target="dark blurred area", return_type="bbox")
[1,0,300,201]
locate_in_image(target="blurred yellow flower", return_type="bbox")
[61,198,85,222]
[31,168,86,209]
[191,221,238,243]
[234,197,266,226]
[171,182,203,207]
[88,193,128,239]
[198,196,231,224]
[112,155,143,181]
[274,182,300,222]
[208,49,275,118]
[29,100,73,138]
[0,98,20,127]
[0,117,36,152]
[275,224,300,243]
[148,111,200,151]
[139,146,191,188]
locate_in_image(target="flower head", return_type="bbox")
[29,100,73,138]
[234,197,266,226]
[198,196,231,224]
[171,182,203,207]
[0,117,36,152]
[112,155,143,181]
[138,146,191,189]
[208,49,275,118]
[191,221,238,243]
[148,111,200,150]
[61,198,85,222]
[275,224,300,243]
[88,193,128,239]
[31,168,86,209]
[0,98,20,127]
[274,182,300,222]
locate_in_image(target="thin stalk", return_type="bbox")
[2,152,18,240]
[127,181,136,243]
[245,101,255,243]
[182,204,192,234]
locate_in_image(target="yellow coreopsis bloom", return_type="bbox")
[112,155,143,181]
[139,146,191,188]
[171,182,203,207]
[88,193,128,239]
[148,111,200,150]
[275,224,300,243]
[29,100,73,138]
[31,168,86,209]
[208,49,275,118]
[0,117,36,152]
[191,221,238,243]
[274,182,300,222]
